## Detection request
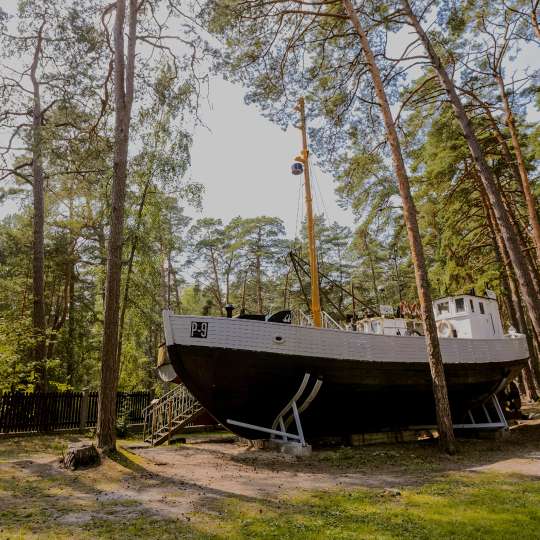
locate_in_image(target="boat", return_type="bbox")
[157,98,529,441]
[159,300,527,439]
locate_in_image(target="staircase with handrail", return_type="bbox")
[142,384,203,446]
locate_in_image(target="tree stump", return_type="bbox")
[62,442,100,470]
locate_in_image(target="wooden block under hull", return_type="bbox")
[349,430,425,446]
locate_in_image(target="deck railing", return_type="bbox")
[292,309,344,330]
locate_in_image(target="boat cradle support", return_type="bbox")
[227,373,323,447]
[412,394,508,433]
[453,393,508,430]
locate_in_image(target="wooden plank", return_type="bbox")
[350,430,420,446]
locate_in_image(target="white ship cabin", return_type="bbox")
[358,317,423,337]
[357,291,505,339]
[433,291,504,339]
[357,304,424,337]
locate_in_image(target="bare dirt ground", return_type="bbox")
[1,403,540,537]
[126,414,540,514]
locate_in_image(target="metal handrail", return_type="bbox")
[322,311,343,330]
[292,309,313,327]
[292,309,344,330]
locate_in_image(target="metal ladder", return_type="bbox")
[142,384,203,446]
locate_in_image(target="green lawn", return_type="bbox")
[0,426,539,539]
[198,472,540,540]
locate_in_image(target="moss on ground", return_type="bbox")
[1,456,539,539]
[1,414,540,539]
[195,472,540,539]
[0,433,83,461]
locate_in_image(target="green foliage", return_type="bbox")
[115,402,130,439]
[0,317,36,392]
[0,0,539,394]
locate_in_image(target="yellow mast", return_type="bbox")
[294,97,322,327]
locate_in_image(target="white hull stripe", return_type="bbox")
[164,313,529,365]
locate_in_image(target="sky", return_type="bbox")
[0,72,353,235]
[0,0,354,237]
[188,78,354,236]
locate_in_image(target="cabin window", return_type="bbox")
[437,301,450,315]
[371,320,381,334]
[479,302,485,314]
[455,298,465,313]
[470,299,475,312]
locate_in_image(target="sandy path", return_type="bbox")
[128,441,404,503]
[2,413,540,525]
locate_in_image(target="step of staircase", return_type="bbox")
[142,384,204,447]
[144,408,203,446]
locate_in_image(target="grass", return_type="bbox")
[0,433,83,461]
[0,449,197,539]
[1,412,540,539]
[195,472,540,539]
[2,459,539,539]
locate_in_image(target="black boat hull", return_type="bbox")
[167,343,525,439]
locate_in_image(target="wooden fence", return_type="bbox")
[0,390,152,434]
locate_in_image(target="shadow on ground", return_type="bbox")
[0,406,539,539]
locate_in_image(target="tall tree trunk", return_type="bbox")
[97,0,137,452]
[117,177,152,367]
[225,263,231,305]
[402,0,540,343]
[30,22,47,391]
[363,232,380,305]
[66,263,76,387]
[169,256,182,311]
[241,270,248,313]
[159,238,169,310]
[501,273,531,398]
[209,247,224,315]
[256,253,263,313]
[479,181,540,397]
[342,0,456,453]
[495,74,540,266]
[46,259,71,361]
[531,1,540,40]
[65,183,76,387]
[508,273,540,398]
[525,309,540,387]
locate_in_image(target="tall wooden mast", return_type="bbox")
[295,97,322,327]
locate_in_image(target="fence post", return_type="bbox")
[80,388,89,430]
